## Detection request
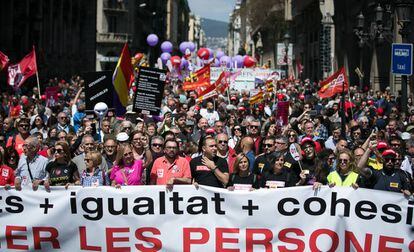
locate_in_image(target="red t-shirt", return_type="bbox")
[0,165,15,186]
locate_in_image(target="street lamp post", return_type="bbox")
[283,33,290,79]
[395,0,413,114]
[354,1,413,112]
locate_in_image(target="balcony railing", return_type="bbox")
[97,32,131,44]
[103,1,128,12]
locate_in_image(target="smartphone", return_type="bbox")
[309,110,317,116]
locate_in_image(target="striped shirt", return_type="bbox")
[80,168,110,187]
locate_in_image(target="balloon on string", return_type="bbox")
[179,42,189,54]
[188,42,195,52]
[232,55,244,68]
[216,50,225,60]
[212,58,220,67]
[197,48,209,60]
[243,55,256,68]
[170,56,181,67]
[180,58,189,70]
[207,48,213,59]
[220,55,231,68]
[146,34,159,47]
[160,52,171,64]
[161,41,173,53]
[40,95,47,101]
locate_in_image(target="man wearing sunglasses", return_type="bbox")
[359,149,411,196]
[253,136,276,177]
[6,116,31,156]
[216,133,237,174]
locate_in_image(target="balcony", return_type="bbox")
[97,32,131,44]
[103,1,128,13]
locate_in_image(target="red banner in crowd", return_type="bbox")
[318,67,348,99]
[0,51,9,71]
[7,48,37,87]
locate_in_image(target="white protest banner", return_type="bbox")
[0,186,413,251]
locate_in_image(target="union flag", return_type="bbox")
[183,64,210,90]
[318,67,348,99]
[7,47,37,87]
[0,51,9,71]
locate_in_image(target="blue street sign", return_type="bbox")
[391,43,413,75]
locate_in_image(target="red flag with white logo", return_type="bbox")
[7,48,37,87]
[318,67,348,99]
[0,51,9,71]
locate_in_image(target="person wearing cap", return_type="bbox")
[359,149,411,195]
[190,136,229,188]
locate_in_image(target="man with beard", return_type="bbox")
[200,101,220,127]
[360,149,411,195]
[150,139,191,187]
[190,136,229,187]
[253,136,276,177]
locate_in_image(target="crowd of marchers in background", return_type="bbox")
[0,76,414,197]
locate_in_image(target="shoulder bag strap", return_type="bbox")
[26,158,34,182]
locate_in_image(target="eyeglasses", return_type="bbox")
[338,159,349,164]
[218,140,228,144]
[250,125,259,129]
[264,144,274,148]
[59,117,67,120]
[289,134,297,138]
[123,152,133,157]
[152,143,163,148]
[19,124,29,128]
[234,128,241,131]
[391,143,401,148]
[54,148,64,154]
[328,157,336,161]
[384,158,395,163]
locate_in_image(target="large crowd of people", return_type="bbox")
[1,75,414,196]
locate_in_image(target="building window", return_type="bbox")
[108,16,117,33]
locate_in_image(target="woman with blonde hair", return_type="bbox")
[327,149,359,187]
[227,153,259,190]
[110,144,144,187]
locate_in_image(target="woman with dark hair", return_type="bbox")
[264,123,277,137]
[110,144,144,187]
[46,141,80,187]
[30,115,48,139]
[227,153,259,190]
[286,129,298,144]
[4,146,18,170]
[228,125,244,149]
[260,152,305,188]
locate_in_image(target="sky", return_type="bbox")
[188,0,236,23]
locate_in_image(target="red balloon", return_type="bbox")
[134,53,143,61]
[57,93,63,98]
[41,95,47,100]
[197,48,209,60]
[299,94,305,100]
[277,93,285,101]
[243,56,256,68]
[170,56,181,67]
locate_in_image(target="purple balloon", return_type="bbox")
[216,50,225,60]
[213,58,220,67]
[220,55,231,68]
[232,55,244,68]
[147,34,159,47]
[207,48,213,59]
[188,42,196,52]
[179,42,189,54]
[180,58,189,70]
[160,52,171,64]
[161,41,173,53]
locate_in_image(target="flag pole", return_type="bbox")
[33,46,41,99]
[340,69,346,138]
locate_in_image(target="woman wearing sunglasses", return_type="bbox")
[110,144,144,187]
[45,141,80,187]
[326,149,359,187]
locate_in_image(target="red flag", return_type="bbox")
[214,71,230,93]
[182,64,211,90]
[7,48,37,87]
[0,51,9,71]
[318,67,348,99]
